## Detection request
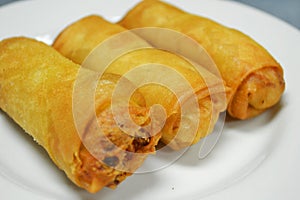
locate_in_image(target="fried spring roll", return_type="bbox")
[52,15,227,149]
[119,0,285,119]
[0,37,161,193]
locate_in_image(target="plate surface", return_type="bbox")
[0,0,300,200]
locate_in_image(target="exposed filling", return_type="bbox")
[75,106,160,193]
[160,90,226,150]
[230,67,285,119]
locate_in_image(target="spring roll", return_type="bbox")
[0,37,161,193]
[52,15,227,149]
[119,0,285,119]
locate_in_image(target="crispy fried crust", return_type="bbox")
[119,0,285,119]
[52,15,227,149]
[0,37,161,193]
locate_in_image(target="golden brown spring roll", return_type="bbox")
[52,15,227,150]
[119,0,285,119]
[0,37,161,193]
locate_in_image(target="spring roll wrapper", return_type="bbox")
[119,0,285,119]
[52,15,227,150]
[0,37,162,193]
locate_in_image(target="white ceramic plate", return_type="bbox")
[0,0,299,200]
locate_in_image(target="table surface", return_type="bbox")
[0,0,299,29]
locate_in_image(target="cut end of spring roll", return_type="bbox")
[0,37,161,193]
[229,67,285,119]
